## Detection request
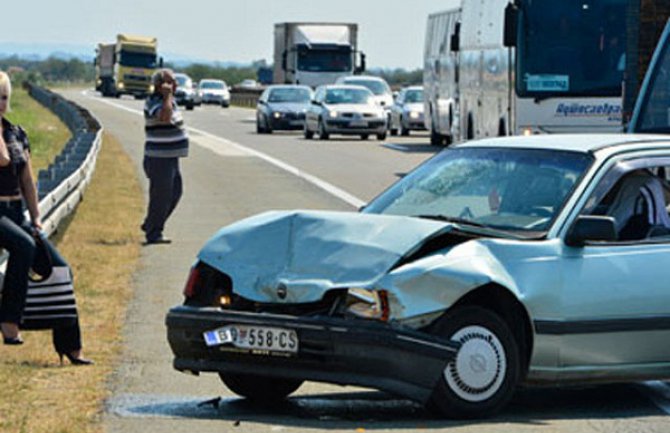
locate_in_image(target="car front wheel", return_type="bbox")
[429,306,519,419]
[219,372,303,402]
[318,119,329,140]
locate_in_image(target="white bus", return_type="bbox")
[425,0,628,145]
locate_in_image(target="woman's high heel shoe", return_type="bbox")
[3,336,24,345]
[58,352,94,366]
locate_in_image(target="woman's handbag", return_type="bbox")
[21,233,78,330]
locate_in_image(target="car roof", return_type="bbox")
[340,75,385,82]
[320,84,373,92]
[267,84,311,90]
[454,134,670,155]
[200,79,224,83]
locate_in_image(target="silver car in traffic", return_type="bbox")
[389,86,426,136]
[304,85,387,141]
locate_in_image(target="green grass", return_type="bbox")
[0,90,144,433]
[5,87,71,175]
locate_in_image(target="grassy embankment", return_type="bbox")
[0,87,143,433]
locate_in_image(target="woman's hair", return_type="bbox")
[151,68,174,93]
[0,71,12,111]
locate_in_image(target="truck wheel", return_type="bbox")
[429,306,520,419]
[219,373,302,402]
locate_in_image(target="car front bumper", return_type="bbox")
[270,114,306,130]
[166,305,457,403]
[325,119,387,135]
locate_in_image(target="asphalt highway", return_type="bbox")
[63,89,670,433]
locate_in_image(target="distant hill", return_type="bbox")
[0,42,249,68]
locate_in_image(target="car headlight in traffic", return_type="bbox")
[409,111,420,119]
[346,288,390,321]
[329,110,338,118]
[273,112,282,119]
[117,82,125,90]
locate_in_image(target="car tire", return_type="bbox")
[304,125,314,139]
[264,115,273,134]
[390,128,398,136]
[186,103,194,111]
[222,101,230,108]
[219,373,303,402]
[360,134,369,140]
[256,120,264,134]
[429,306,520,419]
[376,132,387,141]
[318,119,329,140]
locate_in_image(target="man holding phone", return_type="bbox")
[141,69,189,245]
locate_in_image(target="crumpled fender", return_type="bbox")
[378,240,521,322]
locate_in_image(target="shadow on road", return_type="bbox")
[109,384,662,430]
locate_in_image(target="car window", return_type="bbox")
[268,88,312,103]
[365,147,593,234]
[405,89,424,103]
[582,162,670,242]
[343,79,390,95]
[325,88,372,104]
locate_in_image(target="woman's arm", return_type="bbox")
[19,151,41,229]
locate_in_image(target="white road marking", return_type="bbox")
[639,381,670,415]
[82,90,365,208]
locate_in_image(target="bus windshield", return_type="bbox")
[516,0,627,98]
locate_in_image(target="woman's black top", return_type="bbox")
[0,118,29,197]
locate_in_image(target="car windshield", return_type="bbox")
[325,88,372,104]
[200,81,225,89]
[364,147,593,233]
[344,79,390,95]
[516,0,627,97]
[404,89,424,103]
[268,88,311,103]
[175,75,191,87]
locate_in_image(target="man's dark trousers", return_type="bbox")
[142,156,182,242]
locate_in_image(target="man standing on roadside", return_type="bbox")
[141,69,189,245]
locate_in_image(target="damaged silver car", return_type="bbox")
[167,134,670,418]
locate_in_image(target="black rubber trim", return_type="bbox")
[535,316,670,335]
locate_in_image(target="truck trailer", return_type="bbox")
[273,22,365,87]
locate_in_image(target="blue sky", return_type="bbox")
[3,1,442,69]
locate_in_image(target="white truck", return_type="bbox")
[273,22,365,87]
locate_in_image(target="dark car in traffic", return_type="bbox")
[256,85,313,133]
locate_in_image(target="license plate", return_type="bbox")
[204,325,299,354]
[350,120,367,127]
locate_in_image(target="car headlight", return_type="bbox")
[346,288,390,321]
[329,110,338,118]
[273,112,282,119]
[117,82,125,90]
[409,111,420,119]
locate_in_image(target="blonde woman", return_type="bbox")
[0,72,91,365]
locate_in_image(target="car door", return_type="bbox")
[555,156,670,370]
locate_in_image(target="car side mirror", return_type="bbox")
[565,216,617,247]
[312,100,321,106]
[258,100,266,105]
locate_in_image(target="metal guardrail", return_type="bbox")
[21,83,103,237]
[230,87,263,108]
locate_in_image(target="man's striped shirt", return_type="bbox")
[144,94,189,158]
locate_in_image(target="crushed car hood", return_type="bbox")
[198,210,450,303]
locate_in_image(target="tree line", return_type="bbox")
[0,55,423,88]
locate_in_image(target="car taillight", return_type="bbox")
[183,266,202,298]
